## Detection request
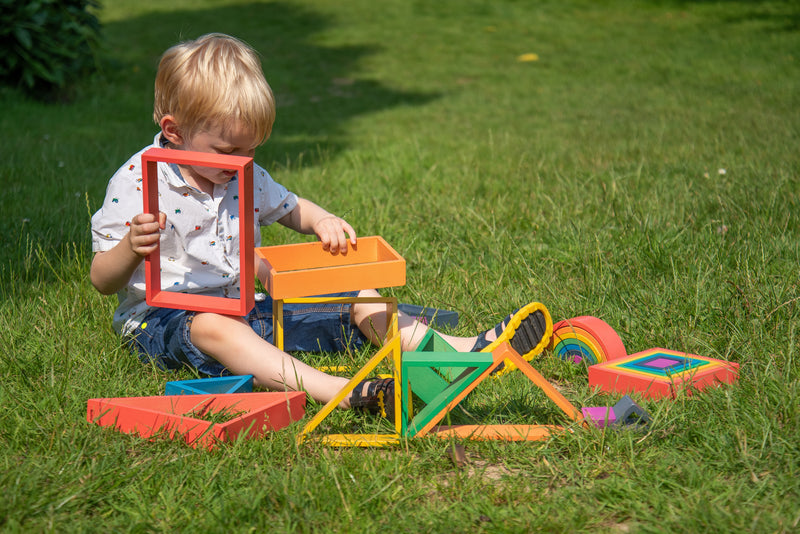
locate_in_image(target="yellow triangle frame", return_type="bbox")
[296,299,403,447]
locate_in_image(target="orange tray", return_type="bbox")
[255,236,406,299]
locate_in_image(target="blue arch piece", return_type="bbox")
[555,339,597,364]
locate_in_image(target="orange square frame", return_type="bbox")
[141,147,255,316]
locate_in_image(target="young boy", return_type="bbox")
[90,33,548,414]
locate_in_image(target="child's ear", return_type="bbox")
[160,115,184,146]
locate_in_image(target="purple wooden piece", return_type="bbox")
[582,406,617,428]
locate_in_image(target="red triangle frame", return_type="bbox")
[87,392,306,450]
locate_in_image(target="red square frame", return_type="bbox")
[141,147,255,316]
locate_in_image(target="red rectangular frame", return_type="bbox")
[141,147,255,316]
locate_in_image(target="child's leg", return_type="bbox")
[189,312,356,408]
[350,289,480,352]
[351,289,548,358]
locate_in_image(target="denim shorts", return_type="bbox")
[127,292,369,377]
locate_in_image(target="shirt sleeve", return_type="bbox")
[253,164,298,226]
[91,152,147,253]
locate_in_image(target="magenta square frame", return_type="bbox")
[645,357,681,369]
[141,147,255,316]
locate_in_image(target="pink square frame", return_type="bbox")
[141,147,255,316]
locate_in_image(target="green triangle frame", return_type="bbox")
[402,351,494,436]
[406,330,473,402]
[404,340,585,440]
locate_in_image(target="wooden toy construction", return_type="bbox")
[549,316,627,365]
[297,329,403,447]
[588,348,739,399]
[255,236,406,352]
[296,296,584,447]
[141,147,255,316]
[254,236,406,446]
[299,340,584,447]
[87,392,305,450]
[404,340,585,441]
[165,375,254,396]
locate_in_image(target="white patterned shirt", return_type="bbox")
[91,133,298,335]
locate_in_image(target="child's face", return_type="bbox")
[176,123,259,191]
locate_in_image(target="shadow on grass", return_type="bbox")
[0,1,439,291]
[652,0,800,32]
[100,1,440,168]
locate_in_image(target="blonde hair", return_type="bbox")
[153,33,275,144]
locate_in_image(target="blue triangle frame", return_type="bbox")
[165,375,254,396]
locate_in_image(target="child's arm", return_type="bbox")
[90,212,166,295]
[278,197,356,253]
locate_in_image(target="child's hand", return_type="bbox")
[278,198,357,253]
[313,216,357,254]
[129,212,167,257]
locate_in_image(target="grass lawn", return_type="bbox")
[1,0,798,531]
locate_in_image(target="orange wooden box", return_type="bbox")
[255,236,406,299]
[87,392,305,450]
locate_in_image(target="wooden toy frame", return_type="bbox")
[164,375,254,396]
[255,238,406,447]
[87,392,306,450]
[255,236,405,299]
[141,147,255,316]
[588,347,739,399]
[408,342,586,441]
[297,315,403,447]
[401,350,494,436]
[255,236,405,351]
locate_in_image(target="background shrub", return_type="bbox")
[0,0,101,100]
